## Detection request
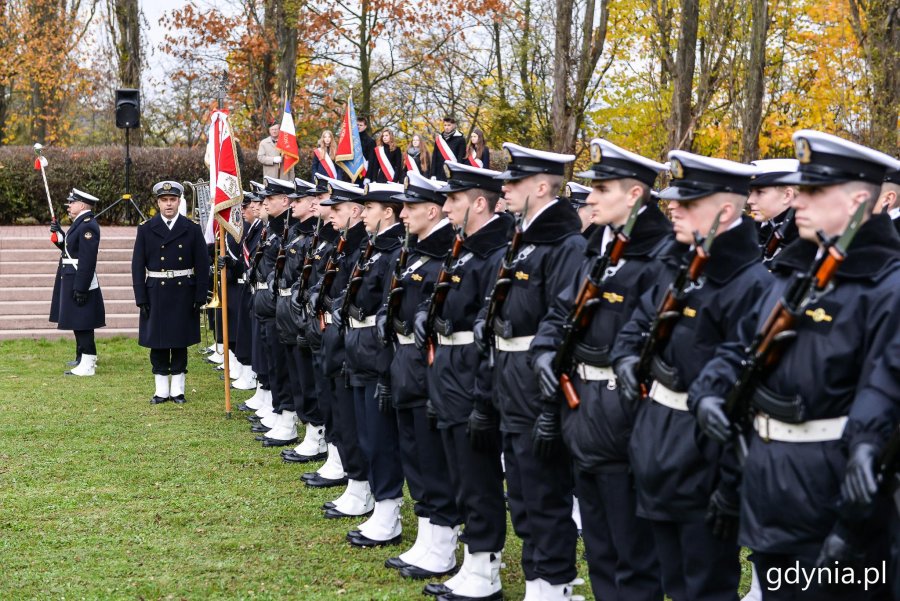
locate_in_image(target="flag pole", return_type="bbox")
[217,69,232,419]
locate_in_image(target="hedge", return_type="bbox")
[0,146,318,225]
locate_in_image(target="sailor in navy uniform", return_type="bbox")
[877,169,900,235]
[747,159,800,266]
[474,143,587,600]
[692,131,900,600]
[131,181,210,404]
[49,188,106,376]
[563,181,594,236]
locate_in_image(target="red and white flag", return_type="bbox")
[276,99,299,174]
[404,153,420,175]
[207,109,243,243]
[314,147,338,179]
[466,149,483,168]
[435,133,455,161]
[375,146,396,182]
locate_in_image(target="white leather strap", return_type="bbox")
[494,335,535,352]
[254,282,269,291]
[753,414,848,443]
[577,363,615,383]
[395,333,416,345]
[323,313,333,325]
[349,315,377,329]
[438,332,474,346]
[649,380,689,412]
[147,269,195,278]
[278,288,292,297]
[62,258,78,266]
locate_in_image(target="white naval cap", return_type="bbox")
[495,142,576,181]
[785,130,900,186]
[577,138,667,187]
[393,172,447,204]
[660,150,758,201]
[317,175,365,206]
[151,181,184,198]
[289,178,317,198]
[260,176,295,197]
[359,182,405,203]
[439,161,504,194]
[563,182,592,206]
[748,159,799,188]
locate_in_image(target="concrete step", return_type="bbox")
[0,313,139,330]
[0,260,133,276]
[0,285,136,302]
[0,248,135,262]
[0,236,136,250]
[0,299,139,316]
[0,272,134,288]
[0,327,139,340]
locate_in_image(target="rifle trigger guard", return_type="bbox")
[772,329,797,343]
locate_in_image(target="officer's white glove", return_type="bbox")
[272,156,282,164]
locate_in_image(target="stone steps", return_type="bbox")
[0,260,133,275]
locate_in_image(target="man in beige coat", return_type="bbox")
[257,123,294,179]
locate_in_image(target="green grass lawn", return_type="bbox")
[0,337,751,600]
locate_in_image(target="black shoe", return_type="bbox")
[301,471,318,481]
[250,423,271,433]
[262,436,298,447]
[321,501,336,510]
[66,358,80,367]
[172,395,186,404]
[150,396,170,404]
[238,403,254,412]
[437,591,503,601]
[348,532,402,548]
[323,508,370,520]
[305,474,347,488]
[400,563,459,580]
[384,556,411,570]
[281,450,326,463]
[423,583,453,597]
[247,414,262,423]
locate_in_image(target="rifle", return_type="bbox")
[724,202,867,463]
[763,208,795,260]
[383,225,411,346]
[272,213,291,296]
[424,209,469,364]
[314,219,350,331]
[338,220,381,333]
[250,224,268,285]
[554,199,643,409]
[296,217,322,307]
[635,209,724,395]
[483,198,529,367]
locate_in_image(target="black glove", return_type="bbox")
[192,301,204,314]
[413,311,428,350]
[705,489,740,541]
[376,314,388,347]
[841,442,879,510]
[375,382,393,414]
[426,399,438,431]
[696,396,731,443]
[50,219,62,234]
[815,528,866,568]
[534,352,558,400]
[473,318,488,356]
[72,289,88,306]
[467,405,499,451]
[138,303,150,319]
[217,255,235,270]
[290,288,304,316]
[532,403,564,459]
[331,308,343,331]
[308,291,319,312]
[614,356,641,404]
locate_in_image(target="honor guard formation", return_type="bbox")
[46,129,900,601]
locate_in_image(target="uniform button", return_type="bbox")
[161,281,166,286]
[161,245,166,249]
[178,282,182,286]
[178,257,183,261]
[178,244,183,248]
[161,256,165,261]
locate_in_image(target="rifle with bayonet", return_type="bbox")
[338,220,381,333]
[272,213,291,297]
[315,219,350,331]
[383,225,411,346]
[636,209,724,396]
[423,209,469,364]
[724,202,867,463]
[250,224,268,285]
[296,217,322,307]
[483,198,528,367]
[763,208,795,261]
[555,199,643,410]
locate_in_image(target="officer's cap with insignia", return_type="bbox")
[316,176,365,206]
[288,178,317,199]
[885,169,900,185]
[660,151,757,202]
[577,138,666,187]
[358,182,404,204]
[393,172,446,204]
[748,159,799,189]
[495,142,575,182]
[312,175,331,195]
[65,188,100,206]
[438,161,503,194]
[152,181,184,198]
[248,181,265,202]
[242,191,256,206]
[783,130,900,187]
[562,182,591,208]
[259,176,295,197]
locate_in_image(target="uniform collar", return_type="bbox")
[586,203,672,258]
[464,212,515,257]
[415,221,455,258]
[520,198,583,244]
[703,217,763,284]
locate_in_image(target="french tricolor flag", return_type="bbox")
[276,99,299,173]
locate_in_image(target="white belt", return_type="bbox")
[254,282,269,291]
[147,269,195,278]
[577,363,615,383]
[396,333,416,345]
[649,380,689,412]
[494,335,535,352]
[323,313,333,325]
[753,414,848,443]
[278,288,292,297]
[62,258,78,266]
[349,315,377,329]
[237,276,248,284]
[438,332,474,346]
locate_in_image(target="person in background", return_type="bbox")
[403,134,431,177]
[466,128,490,170]
[312,130,341,181]
[258,122,293,179]
[372,128,403,183]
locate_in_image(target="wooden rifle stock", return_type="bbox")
[339,229,378,331]
[314,227,349,331]
[424,229,466,365]
[384,227,411,346]
[483,207,527,364]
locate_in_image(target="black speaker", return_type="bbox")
[115,89,140,129]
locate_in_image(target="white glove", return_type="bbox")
[272,156,282,164]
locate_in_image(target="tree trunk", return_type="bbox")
[358,0,372,118]
[275,0,298,103]
[741,0,767,161]
[550,0,574,152]
[668,0,699,151]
